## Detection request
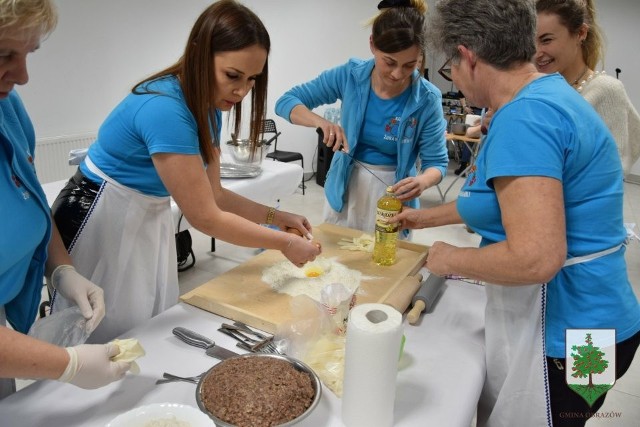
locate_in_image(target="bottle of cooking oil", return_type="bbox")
[373,186,402,266]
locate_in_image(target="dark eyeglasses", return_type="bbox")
[438,57,453,82]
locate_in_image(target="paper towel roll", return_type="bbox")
[341,303,403,427]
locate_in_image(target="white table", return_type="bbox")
[0,280,486,427]
[41,157,304,232]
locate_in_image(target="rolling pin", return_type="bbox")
[383,272,424,314]
[407,273,447,324]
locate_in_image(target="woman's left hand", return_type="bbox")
[392,176,427,202]
[272,210,313,240]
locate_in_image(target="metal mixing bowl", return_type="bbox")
[195,353,322,427]
[226,138,271,166]
[450,123,469,136]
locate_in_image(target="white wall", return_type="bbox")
[596,0,640,175]
[18,0,372,173]
[16,0,640,174]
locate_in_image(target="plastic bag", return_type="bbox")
[275,283,357,397]
[28,306,91,347]
[68,148,88,165]
[320,282,356,334]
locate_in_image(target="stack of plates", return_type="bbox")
[220,163,262,179]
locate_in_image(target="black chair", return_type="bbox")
[264,119,305,195]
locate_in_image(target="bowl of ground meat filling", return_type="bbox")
[196,353,321,427]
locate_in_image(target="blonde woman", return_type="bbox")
[536,0,640,175]
[0,0,130,398]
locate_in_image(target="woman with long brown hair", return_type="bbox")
[51,0,320,343]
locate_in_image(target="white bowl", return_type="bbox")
[106,402,214,427]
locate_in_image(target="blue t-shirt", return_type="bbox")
[457,74,640,357]
[355,86,410,165]
[0,158,47,307]
[81,76,221,196]
[0,91,50,332]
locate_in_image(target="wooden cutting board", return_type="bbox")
[180,223,429,334]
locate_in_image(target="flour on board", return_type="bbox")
[261,257,361,302]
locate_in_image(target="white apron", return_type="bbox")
[52,157,177,343]
[477,244,624,427]
[323,162,399,235]
[0,306,16,399]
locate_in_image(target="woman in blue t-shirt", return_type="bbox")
[51,0,320,343]
[275,0,448,235]
[1,0,131,399]
[391,1,640,426]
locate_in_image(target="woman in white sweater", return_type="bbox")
[535,0,640,175]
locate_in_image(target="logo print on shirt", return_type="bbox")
[12,174,30,199]
[466,165,477,187]
[402,117,417,143]
[383,117,400,141]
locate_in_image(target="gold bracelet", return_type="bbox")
[266,207,276,225]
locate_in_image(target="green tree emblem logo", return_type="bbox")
[567,332,614,406]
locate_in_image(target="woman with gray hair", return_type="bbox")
[0,0,131,398]
[390,0,640,425]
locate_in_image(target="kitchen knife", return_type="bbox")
[172,326,240,360]
[407,273,447,325]
[316,127,390,187]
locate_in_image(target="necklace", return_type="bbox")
[576,70,602,93]
[571,66,589,87]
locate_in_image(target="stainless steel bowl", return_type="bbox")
[226,138,271,166]
[195,353,322,427]
[450,123,468,136]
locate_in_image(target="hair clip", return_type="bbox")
[377,0,412,10]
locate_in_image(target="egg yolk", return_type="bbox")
[305,266,323,278]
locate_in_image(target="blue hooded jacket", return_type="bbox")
[276,58,448,212]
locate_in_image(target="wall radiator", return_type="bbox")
[34,133,97,183]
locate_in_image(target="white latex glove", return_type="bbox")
[58,343,131,389]
[51,265,105,332]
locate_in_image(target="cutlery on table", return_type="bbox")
[172,326,240,360]
[218,323,281,354]
[155,372,204,385]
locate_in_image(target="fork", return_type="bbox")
[155,372,203,385]
[218,325,281,354]
[232,321,270,340]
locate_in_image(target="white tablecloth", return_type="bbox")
[41,157,304,231]
[0,280,486,427]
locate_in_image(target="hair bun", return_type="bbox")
[377,0,413,10]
